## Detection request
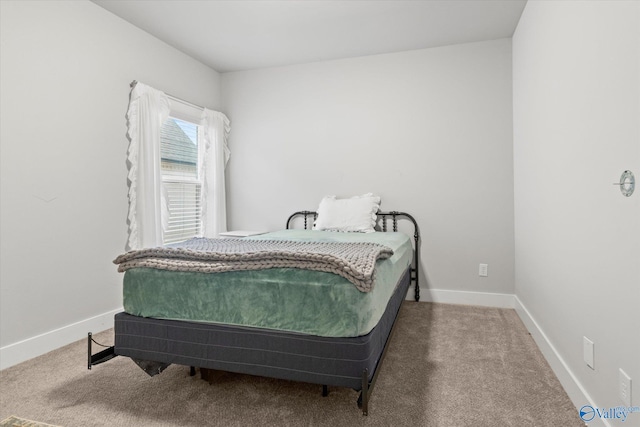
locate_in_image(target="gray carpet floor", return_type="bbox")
[0,303,583,426]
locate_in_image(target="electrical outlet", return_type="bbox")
[583,337,594,369]
[479,263,488,277]
[620,369,632,406]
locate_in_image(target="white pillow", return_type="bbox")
[313,193,381,233]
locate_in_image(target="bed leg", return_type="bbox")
[200,368,216,384]
[190,366,196,376]
[87,332,117,370]
[358,368,369,416]
[322,385,328,397]
[87,333,92,370]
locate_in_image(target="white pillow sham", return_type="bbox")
[313,193,381,233]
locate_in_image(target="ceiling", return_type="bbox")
[92,0,527,73]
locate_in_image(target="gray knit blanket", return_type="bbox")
[113,238,394,292]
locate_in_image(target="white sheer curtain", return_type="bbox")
[201,109,231,238]
[125,82,171,250]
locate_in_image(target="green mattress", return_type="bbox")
[122,230,413,337]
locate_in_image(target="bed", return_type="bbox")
[90,209,420,415]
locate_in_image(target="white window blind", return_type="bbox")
[160,116,203,245]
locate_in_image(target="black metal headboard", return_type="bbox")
[286,210,420,301]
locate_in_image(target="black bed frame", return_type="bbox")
[89,210,420,415]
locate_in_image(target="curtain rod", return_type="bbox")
[130,80,206,111]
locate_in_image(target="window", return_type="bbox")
[125,82,230,250]
[160,117,203,245]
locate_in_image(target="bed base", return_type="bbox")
[89,273,408,416]
[89,210,420,416]
[89,296,402,417]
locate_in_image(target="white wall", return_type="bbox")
[221,39,515,300]
[513,0,640,418]
[0,0,221,368]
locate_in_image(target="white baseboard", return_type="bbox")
[514,296,607,427]
[412,287,516,308]
[0,308,122,370]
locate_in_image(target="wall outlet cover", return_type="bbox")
[583,337,594,369]
[620,369,632,406]
[479,263,488,277]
